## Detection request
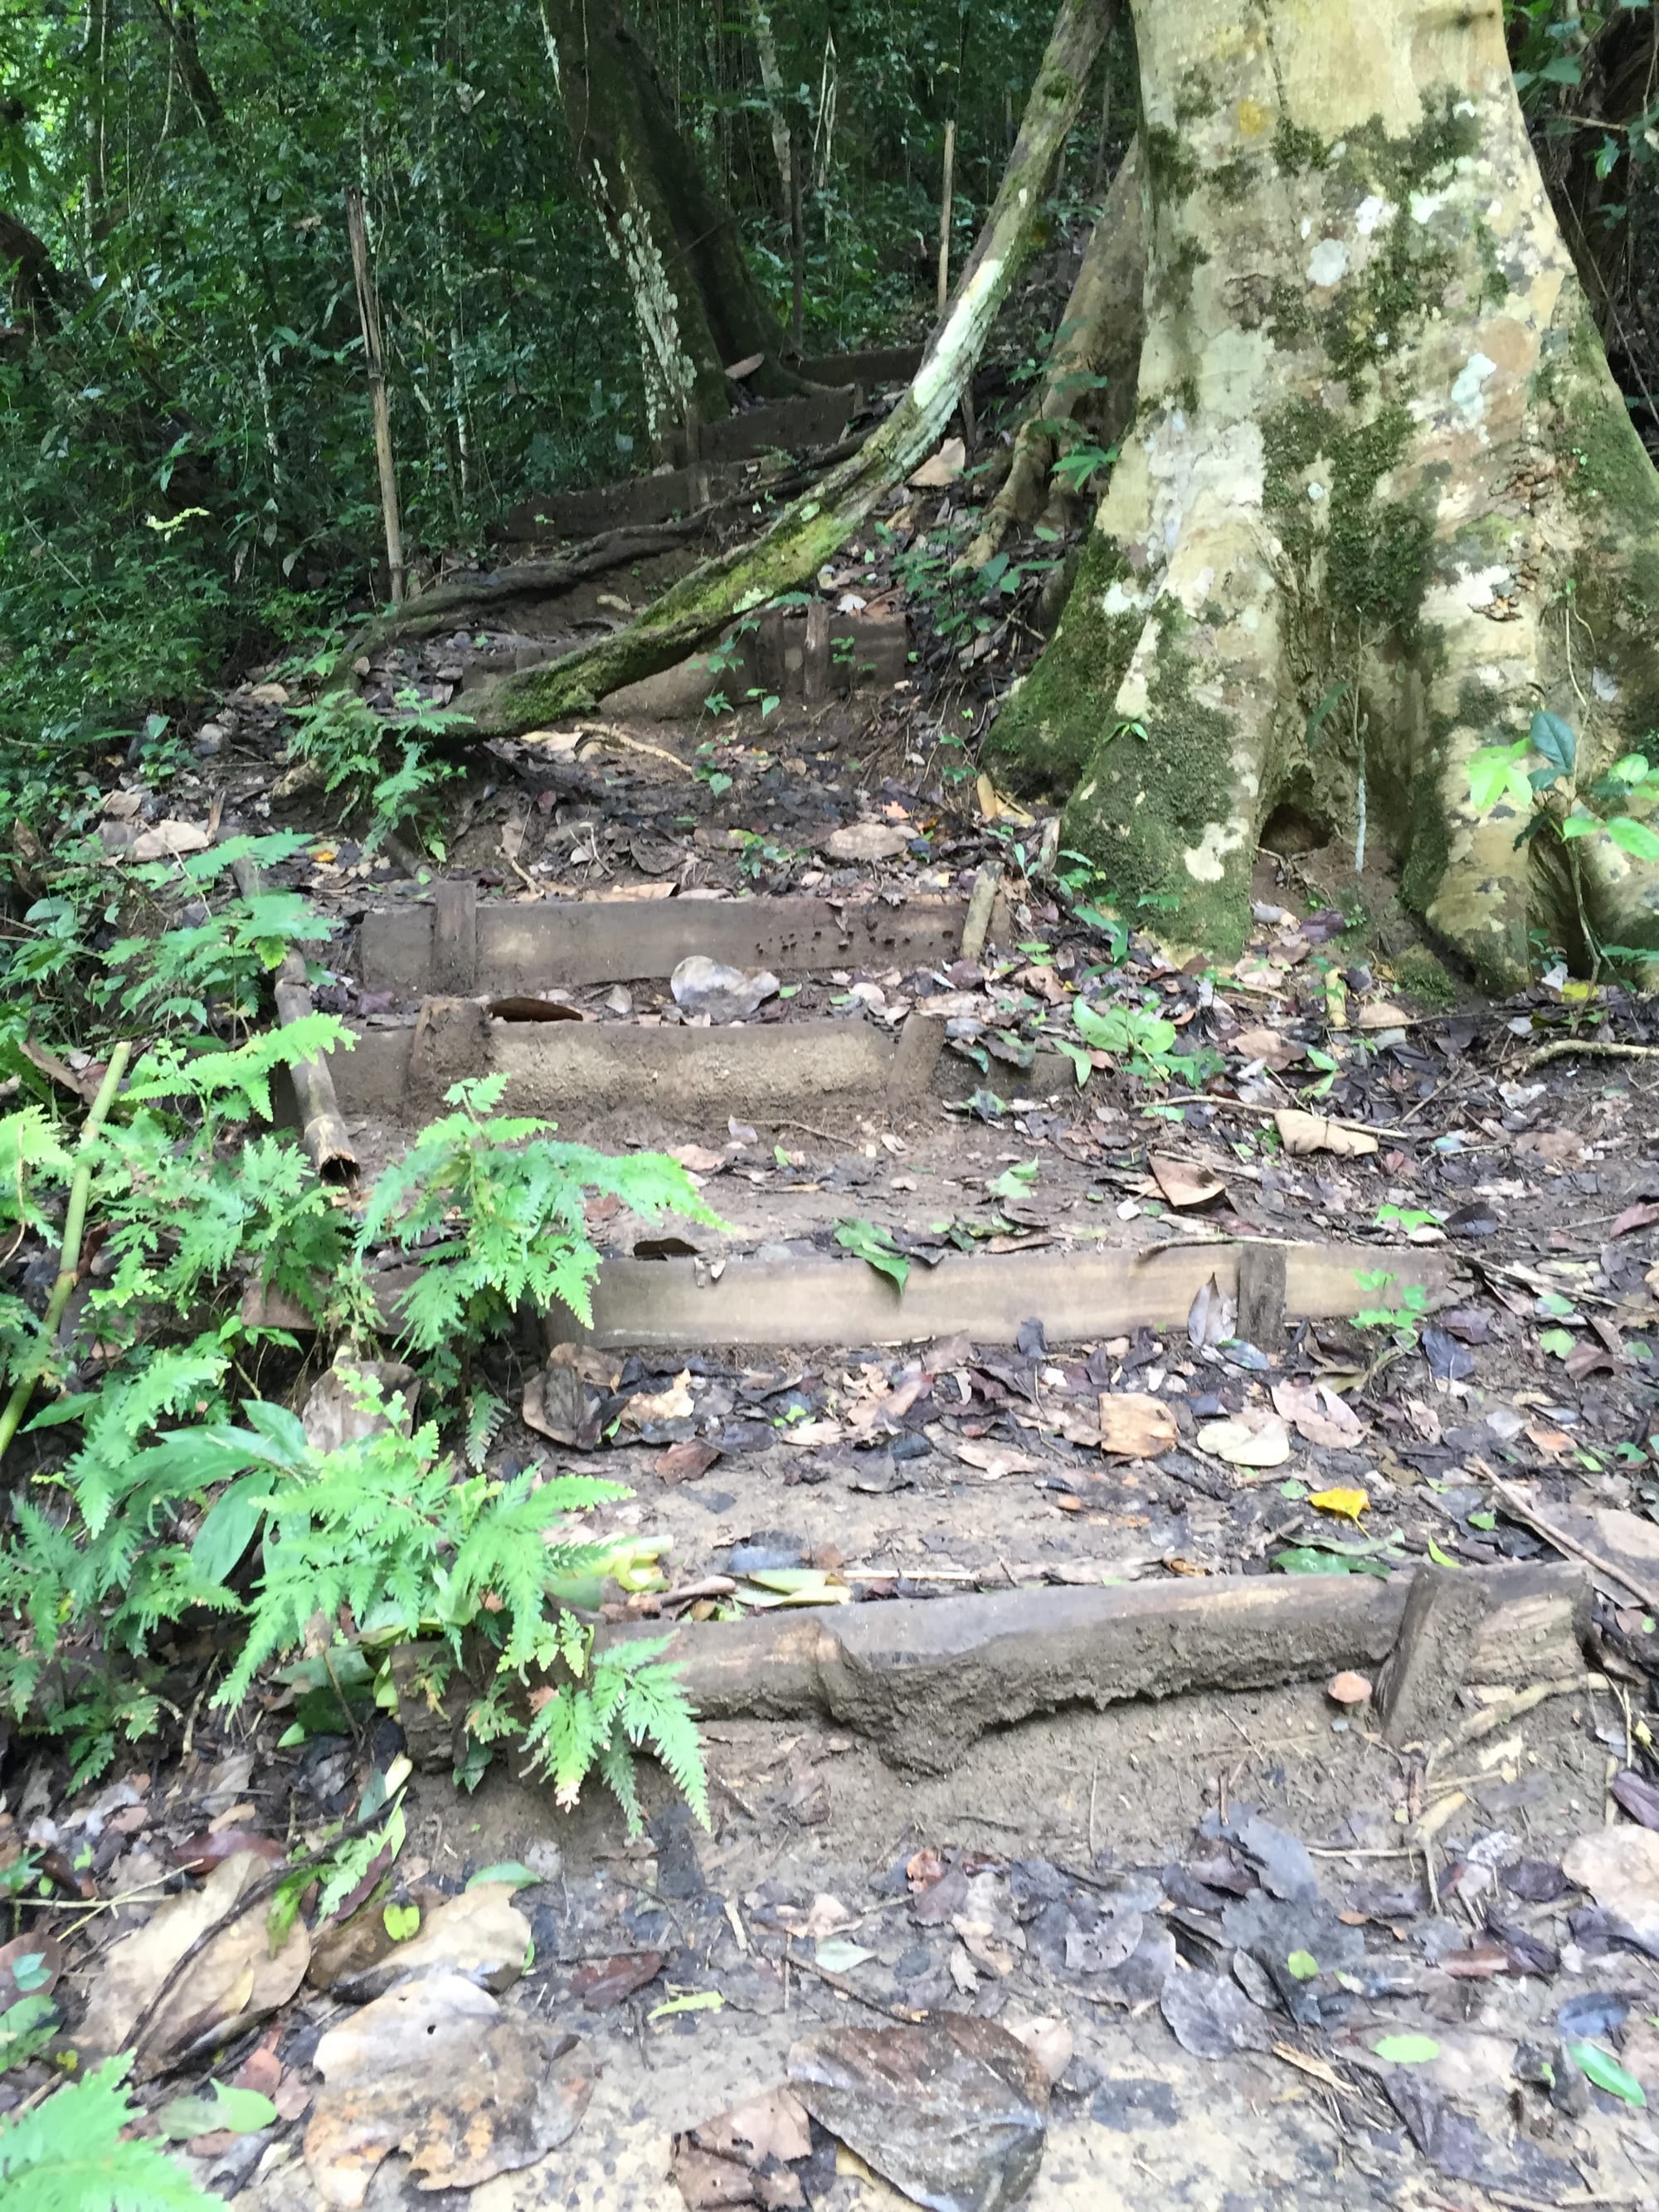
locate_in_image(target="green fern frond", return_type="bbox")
[0,2055,226,2210]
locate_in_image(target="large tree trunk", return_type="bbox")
[540,0,803,455]
[474,0,1112,732]
[989,0,1659,985]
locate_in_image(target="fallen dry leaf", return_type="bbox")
[305,1971,593,2208]
[907,435,966,489]
[1271,1377,1365,1448]
[129,819,212,863]
[1358,1000,1411,1030]
[622,1369,695,1424]
[950,1438,1044,1480]
[788,2014,1048,2212]
[673,2087,813,2210]
[1309,1485,1369,1521]
[572,1951,664,2010]
[1229,1025,1303,1071]
[1097,1392,1178,1458]
[1274,1107,1379,1159]
[1149,1155,1224,1208]
[1197,1408,1292,1468]
[328,1882,530,2004]
[78,1850,309,2075]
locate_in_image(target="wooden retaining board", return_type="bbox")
[392,1561,1588,1774]
[543,1240,1455,1350]
[357,885,974,995]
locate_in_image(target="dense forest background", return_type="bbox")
[1,1,1656,796]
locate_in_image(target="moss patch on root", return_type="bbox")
[1391,942,1459,1009]
[985,535,1142,793]
[1262,398,1433,637]
[1059,613,1248,955]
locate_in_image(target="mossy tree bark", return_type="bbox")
[540,0,804,455]
[989,0,1659,985]
[475,0,1113,732]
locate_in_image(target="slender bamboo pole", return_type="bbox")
[0,1043,131,1466]
[937,118,956,318]
[345,186,406,605]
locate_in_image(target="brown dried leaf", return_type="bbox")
[1274,1108,1378,1159]
[1097,1392,1178,1458]
[77,1850,309,2075]
[1148,1155,1224,1209]
[305,1971,593,2207]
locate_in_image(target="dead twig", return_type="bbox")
[782,1940,927,2023]
[1518,1038,1659,1076]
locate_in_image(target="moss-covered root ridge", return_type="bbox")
[465,0,1113,734]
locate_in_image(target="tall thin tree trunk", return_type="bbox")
[345,187,406,605]
[752,3,793,208]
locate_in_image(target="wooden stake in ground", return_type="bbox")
[937,118,956,318]
[344,185,406,605]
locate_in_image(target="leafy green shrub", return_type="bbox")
[287,689,462,858]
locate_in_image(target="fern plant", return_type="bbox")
[288,688,461,856]
[357,1075,723,1389]
[0,2055,223,2211]
[198,1373,707,1829]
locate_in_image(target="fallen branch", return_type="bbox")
[1519,1037,1659,1075]
[334,527,698,670]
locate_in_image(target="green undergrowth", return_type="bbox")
[0,824,720,1824]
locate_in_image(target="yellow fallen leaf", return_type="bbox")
[312,845,338,864]
[1309,1485,1369,1521]
[975,771,1034,828]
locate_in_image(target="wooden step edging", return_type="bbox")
[247,1237,1452,1351]
[357,882,980,996]
[540,1239,1454,1349]
[391,1561,1588,1775]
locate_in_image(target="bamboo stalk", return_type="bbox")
[345,186,406,605]
[937,117,956,318]
[231,858,357,1184]
[0,1043,131,1466]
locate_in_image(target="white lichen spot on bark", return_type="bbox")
[1185,818,1250,882]
[1449,351,1497,424]
[1306,237,1350,286]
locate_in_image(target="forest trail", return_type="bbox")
[22,394,1659,2212]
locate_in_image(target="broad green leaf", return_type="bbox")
[1568,2039,1647,2107]
[834,1218,909,1292]
[1286,1951,1319,1981]
[1539,1328,1576,1357]
[158,2081,280,2138]
[382,1902,420,1941]
[1426,1538,1462,1568]
[466,1862,541,1890]
[1373,2034,1441,2064]
[1530,708,1577,779]
[1467,740,1530,812]
[987,1160,1039,1200]
[1608,814,1659,862]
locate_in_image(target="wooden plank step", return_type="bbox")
[392,1561,1588,1774]
[542,1240,1454,1350]
[357,887,974,995]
